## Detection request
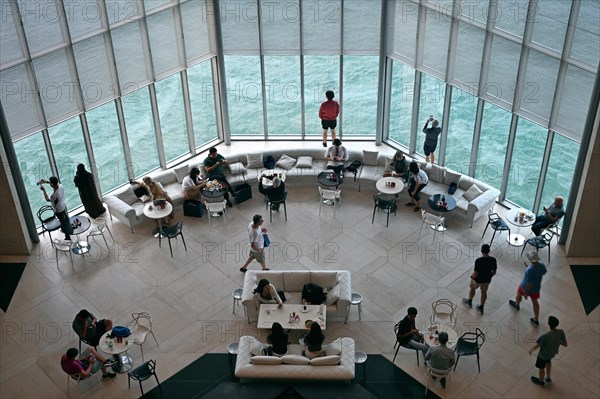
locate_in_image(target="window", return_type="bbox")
[475,102,512,190]
[342,56,378,136]
[416,74,445,156]
[264,56,301,136]
[303,56,339,137]
[540,133,579,211]
[492,0,528,38]
[224,56,264,135]
[530,1,570,53]
[388,61,415,148]
[486,36,520,105]
[444,87,477,173]
[187,61,219,147]
[155,73,189,162]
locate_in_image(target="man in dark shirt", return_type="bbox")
[203,147,236,207]
[259,174,286,211]
[395,307,429,357]
[422,117,442,164]
[463,244,497,315]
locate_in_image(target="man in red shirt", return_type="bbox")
[319,90,340,147]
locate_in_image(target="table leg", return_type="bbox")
[507,225,526,246]
[111,352,133,373]
[430,212,447,232]
[71,233,91,254]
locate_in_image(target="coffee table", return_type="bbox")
[427,194,457,232]
[506,208,535,246]
[424,325,458,350]
[376,177,404,195]
[99,330,134,373]
[257,304,326,330]
[69,216,92,254]
[202,181,228,217]
[143,202,173,237]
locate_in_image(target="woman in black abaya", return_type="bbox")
[74,164,106,218]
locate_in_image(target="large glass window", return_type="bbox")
[224,56,264,135]
[570,0,600,67]
[475,102,512,190]
[444,87,477,173]
[540,133,579,212]
[506,118,548,210]
[155,73,189,162]
[303,56,339,136]
[416,74,445,156]
[187,61,219,147]
[486,36,520,105]
[492,0,528,38]
[264,56,301,136]
[86,102,128,193]
[342,56,378,136]
[530,1,570,53]
[388,61,415,148]
[122,87,160,178]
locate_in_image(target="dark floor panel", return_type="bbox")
[570,265,600,315]
[0,263,26,312]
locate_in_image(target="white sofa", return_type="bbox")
[241,270,352,323]
[235,335,355,382]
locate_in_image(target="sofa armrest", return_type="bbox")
[235,336,257,373]
[467,188,500,226]
[335,272,351,318]
[242,273,260,321]
[104,195,138,228]
[339,337,356,374]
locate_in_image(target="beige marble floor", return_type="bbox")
[1,141,598,399]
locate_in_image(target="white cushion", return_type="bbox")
[324,338,342,356]
[281,354,310,365]
[324,284,340,306]
[310,272,338,290]
[173,164,190,183]
[443,170,461,186]
[463,184,484,202]
[228,162,247,175]
[276,154,297,170]
[310,355,341,366]
[362,150,379,166]
[116,187,138,205]
[250,341,265,356]
[283,271,311,292]
[247,153,264,168]
[296,156,313,168]
[251,356,282,365]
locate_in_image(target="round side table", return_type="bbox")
[346,293,363,322]
[227,342,239,374]
[355,351,368,383]
[232,288,244,315]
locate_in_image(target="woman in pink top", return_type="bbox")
[319,90,340,147]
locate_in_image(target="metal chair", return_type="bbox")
[126,312,159,362]
[454,327,486,372]
[66,371,103,395]
[430,299,457,329]
[393,321,420,365]
[481,210,511,245]
[372,195,397,227]
[37,205,61,242]
[86,218,113,251]
[265,192,288,222]
[127,359,161,396]
[53,238,75,269]
[158,221,187,258]
[419,209,445,243]
[318,187,342,217]
[521,232,553,262]
[544,221,561,243]
[425,364,453,398]
[205,200,227,227]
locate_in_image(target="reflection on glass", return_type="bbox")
[13,132,52,226]
[343,56,378,136]
[87,102,128,193]
[445,87,476,174]
[225,56,264,135]
[416,74,445,156]
[264,56,301,135]
[122,87,160,178]
[304,56,339,136]
[188,61,219,147]
[389,60,414,147]
[156,73,189,162]
[475,102,511,190]
[540,133,579,211]
[506,117,547,210]
[48,116,87,211]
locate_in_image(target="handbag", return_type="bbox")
[110,326,131,338]
[263,233,270,247]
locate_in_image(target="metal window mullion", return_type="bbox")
[338,0,344,139]
[563,1,580,59]
[499,113,518,202]
[114,97,134,179]
[148,84,166,169]
[380,58,393,145]
[476,0,495,100]
[469,97,484,177]
[437,83,451,166]
[79,113,101,195]
[181,69,196,152]
[42,129,59,178]
[139,11,156,84]
[257,0,268,139]
[511,0,536,114]
[210,0,230,145]
[376,0,388,146]
[415,2,426,71]
[409,70,421,154]
[299,0,305,139]
[532,130,554,213]
[445,1,460,83]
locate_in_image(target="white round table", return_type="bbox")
[506,208,535,246]
[99,330,134,373]
[376,177,404,195]
[143,202,173,237]
[69,216,92,254]
[424,325,459,350]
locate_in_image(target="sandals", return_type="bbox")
[413,206,421,212]
[239,268,247,273]
[322,142,327,147]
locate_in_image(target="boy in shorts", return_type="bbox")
[528,316,568,386]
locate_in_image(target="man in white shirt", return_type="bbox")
[40,176,73,240]
[240,214,269,273]
[325,139,348,171]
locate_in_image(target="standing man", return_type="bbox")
[422,116,442,164]
[509,251,547,326]
[319,90,340,147]
[240,214,270,273]
[424,332,455,388]
[395,307,430,358]
[528,316,568,387]
[203,147,236,207]
[463,244,497,315]
[39,176,73,240]
[532,196,565,236]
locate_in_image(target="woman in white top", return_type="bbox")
[182,167,206,201]
[406,161,428,211]
[253,279,284,306]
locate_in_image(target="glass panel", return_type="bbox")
[187,61,219,147]
[111,21,151,93]
[181,0,212,61]
[13,132,52,226]
[73,35,117,109]
[493,0,528,38]
[155,74,189,161]
[224,55,264,135]
[343,0,381,54]
[0,64,44,137]
[555,65,595,140]
[144,0,173,12]
[303,55,339,136]
[453,22,484,88]
[220,0,260,53]
[416,74,445,156]
[540,133,578,213]
[506,117,547,210]
[105,0,142,26]
[86,102,128,193]
[444,87,477,174]
[264,56,301,135]
[530,1,570,53]
[475,102,512,190]
[63,0,103,39]
[392,0,418,60]
[571,0,600,67]
[0,3,26,65]
[17,0,65,54]
[122,87,160,177]
[486,36,520,105]
[302,0,341,54]
[147,9,181,76]
[422,11,450,74]
[260,0,300,53]
[47,116,87,211]
[342,56,378,136]
[388,60,415,148]
[520,49,559,121]
[459,0,488,24]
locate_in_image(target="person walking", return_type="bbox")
[528,316,568,387]
[240,214,269,273]
[319,90,340,147]
[463,244,497,315]
[423,116,442,164]
[509,251,547,326]
[73,164,106,218]
[39,176,74,240]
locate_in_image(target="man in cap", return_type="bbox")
[425,332,455,388]
[509,251,547,326]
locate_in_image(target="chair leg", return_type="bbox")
[415,349,419,366]
[372,205,376,224]
[270,206,273,223]
[159,234,162,248]
[283,202,287,221]
[105,225,114,241]
[181,233,187,251]
[168,239,173,258]
[154,374,161,391]
[102,234,109,250]
[490,229,497,245]
[481,222,489,238]
[139,380,144,396]
[392,345,400,362]
[386,209,390,227]
[319,199,322,216]
[128,374,131,389]
[55,248,59,269]
[453,355,460,371]
[476,352,481,372]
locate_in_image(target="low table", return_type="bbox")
[506,208,535,246]
[376,177,404,196]
[202,181,228,217]
[69,216,91,254]
[257,304,326,330]
[427,194,457,232]
[424,325,459,350]
[143,202,173,237]
[99,330,134,373]
[318,171,344,205]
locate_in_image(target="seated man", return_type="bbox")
[203,147,236,207]
[72,309,113,348]
[325,139,348,174]
[531,196,565,236]
[395,307,429,357]
[258,174,286,211]
[424,332,455,388]
[383,150,410,182]
[61,347,116,380]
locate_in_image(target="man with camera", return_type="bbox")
[423,115,442,164]
[39,176,73,240]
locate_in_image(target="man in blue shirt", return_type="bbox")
[509,251,547,326]
[532,196,565,236]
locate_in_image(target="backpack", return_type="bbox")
[110,326,131,338]
[263,155,276,170]
[345,160,362,181]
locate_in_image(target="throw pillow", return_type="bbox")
[311,272,338,290]
[276,154,297,170]
[324,338,342,356]
[443,170,462,186]
[310,355,341,366]
[118,186,140,204]
[281,354,310,365]
[296,156,313,168]
[463,184,484,202]
[324,284,340,306]
[228,161,247,175]
[251,356,282,365]
[250,341,265,356]
[363,150,379,166]
[174,164,190,183]
[246,153,264,168]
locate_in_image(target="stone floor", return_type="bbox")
[1,141,598,399]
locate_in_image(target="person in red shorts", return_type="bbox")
[509,251,547,326]
[319,90,340,147]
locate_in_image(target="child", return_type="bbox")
[528,316,568,386]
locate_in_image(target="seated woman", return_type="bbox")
[182,167,206,201]
[253,278,284,306]
[267,322,289,356]
[142,176,175,226]
[303,323,325,359]
[383,150,410,182]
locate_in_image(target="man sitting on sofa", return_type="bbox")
[203,147,236,207]
[325,139,348,174]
